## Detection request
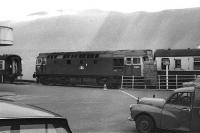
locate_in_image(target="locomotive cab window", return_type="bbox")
[133,57,140,64]
[125,57,132,65]
[0,60,5,70]
[36,58,42,65]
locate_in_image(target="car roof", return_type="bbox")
[175,86,195,93]
[0,100,61,119]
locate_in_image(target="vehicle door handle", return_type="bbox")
[182,108,191,112]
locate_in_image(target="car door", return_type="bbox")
[191,88,200,131]
[161,92,192,131]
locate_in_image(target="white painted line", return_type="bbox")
[119,90,138,100]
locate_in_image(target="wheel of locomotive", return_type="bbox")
[135,115,155,133]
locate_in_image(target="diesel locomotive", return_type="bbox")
[33,50,155,88]
[0,54,22,83]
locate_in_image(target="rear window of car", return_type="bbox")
[0,118,71,133]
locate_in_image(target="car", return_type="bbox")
[0,99,72,133]
[129,86,200,133]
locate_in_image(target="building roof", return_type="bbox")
[0,100,61,119]
[154,49,200,57]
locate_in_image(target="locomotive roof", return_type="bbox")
[38,49,152,57]
[154,49,200,57]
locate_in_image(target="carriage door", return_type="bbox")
[12,59,18,74]
[124,57,141,76]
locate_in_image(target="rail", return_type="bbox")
[121,75,197,89]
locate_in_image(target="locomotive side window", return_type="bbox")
[194,57,200,70]
[56,55,63,59]
[80,60,86,65]
[0,60,5,70]
[93,60,98,64]
[113,59,124,66]
[66,60,71,64]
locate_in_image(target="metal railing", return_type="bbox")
[121,75,197,89]
[157,75,196,89]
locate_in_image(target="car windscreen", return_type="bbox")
[0,118,72,133]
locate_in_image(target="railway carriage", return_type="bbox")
[0,54,22,82]
[33,50,154,88]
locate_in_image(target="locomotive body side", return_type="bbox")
[34,50,154,88]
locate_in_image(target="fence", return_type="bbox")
[121,75,197,89]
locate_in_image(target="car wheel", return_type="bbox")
[136,115,155,133]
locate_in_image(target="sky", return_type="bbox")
[0,0,200,21]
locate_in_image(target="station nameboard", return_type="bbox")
[0,26,13,46]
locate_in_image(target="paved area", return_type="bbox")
[0,83,174,133]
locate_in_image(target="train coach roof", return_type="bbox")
[154,49,200,57]
[0,54,21,60]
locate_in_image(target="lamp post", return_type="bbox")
[163,58,170,89]
[166,64,169,89]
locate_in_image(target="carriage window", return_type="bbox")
[0,60,5,70]
[194,57,200,70]
[175,59,181,68]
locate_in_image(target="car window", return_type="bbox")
[0,126,11,133]
[167,92,192,106]
[0,123,69,133]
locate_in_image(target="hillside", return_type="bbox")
[1,8,200,79]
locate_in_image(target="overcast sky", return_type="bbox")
[1,0,200,21]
